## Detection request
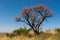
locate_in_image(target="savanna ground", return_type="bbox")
[0,31,60,40]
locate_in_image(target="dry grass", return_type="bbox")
[0,32,60,40]
[0,34,34,40]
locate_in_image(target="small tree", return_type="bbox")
[15,4,53,36]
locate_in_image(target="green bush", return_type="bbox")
[55,28,60,33]
[13,27,31,35]
[13,30,20,35]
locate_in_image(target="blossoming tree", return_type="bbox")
[15,4,53,36]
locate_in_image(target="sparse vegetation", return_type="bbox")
[0,28,60,40]
[0,30,60,40]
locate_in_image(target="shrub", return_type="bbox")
[13,27,31,35]
[55,28,60,33]
[13,30,20,35]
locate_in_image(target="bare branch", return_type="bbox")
[21,20,29,25]
[25,18,35,30]
[36,16,46,28]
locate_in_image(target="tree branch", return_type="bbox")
[21,20,29,25]
[36,16,46,28]
[38,16,45,27]
[25,18,35,30]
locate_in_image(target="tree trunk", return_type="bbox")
[34,29,39,36]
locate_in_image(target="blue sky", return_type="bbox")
[0,0,60,32]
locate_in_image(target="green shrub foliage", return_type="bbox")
[55,28,60,33]
[13,27,31,35]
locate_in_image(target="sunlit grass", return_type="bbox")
[0,32,60,40]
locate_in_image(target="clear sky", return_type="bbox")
[0,0,60,33]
